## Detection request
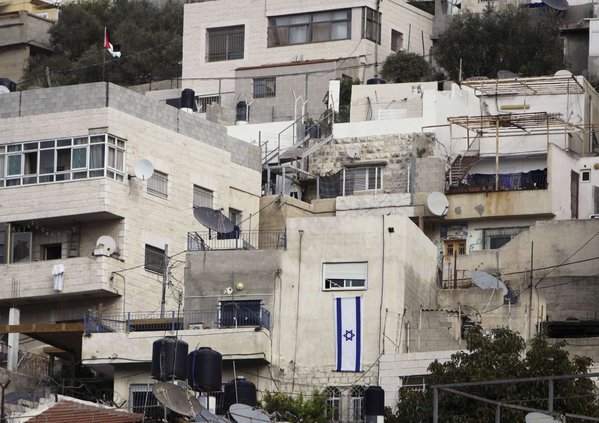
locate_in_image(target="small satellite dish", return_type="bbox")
[193,207,235,233]
[554,69,573,77]
[345,145,361,158]
[133,159,154,181]
[427,192,449,217]
[471,271,508,296]
[94,235,118,256]
[497,70,520,79]
[525,412,561,423]
[194,408,232,423]
[542,0,568,10]
[0,86,9,95]
[224,287,233,295]
[153,382,203,417]
[229,403,272,423]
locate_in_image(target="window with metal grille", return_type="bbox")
[342,167,383,195]
[206,25,244,62]
[145,244,165,273]
[253,77,276,99]
[362,7,381,43]
[193,185,213,208]
[198,96,220,113]
[483,227,528,250]
[399,375,427,393]
[267,9,351,47]
[129,383,160,417]
[349,386,365,423]
[391,29,403,52]
[323,386,340,422]
[229,208,242,226]
[148,170,168,198]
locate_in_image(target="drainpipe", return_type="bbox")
[291,230,304,393]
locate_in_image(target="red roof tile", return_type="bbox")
[26,400,144,423]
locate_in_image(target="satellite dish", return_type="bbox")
[525,412,561,423]
[94,235,118,256]
[542,0,568,10]
[194,408,232,423]
[229,404,271,423]
[153,382,203,417]
[554,69,573,77]
[426,192,449,217]
[193,207,235,233]
[133,159,154,181]
[224,287,234,295]
[471,271,508,296]
[497,70,520,79]
[0,86,9,95]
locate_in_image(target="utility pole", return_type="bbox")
[528,241,534,341]
[160,244,168,318]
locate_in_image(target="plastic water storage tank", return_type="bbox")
[223,377,256,411]
[187,347,222,392]
[364,386,385,423]
[151,336,188,381]
[235,101,249,124]
[181,88,195,112]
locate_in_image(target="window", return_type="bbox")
[229,208,242,226]
[268,9,351,47]
[323,262,368,290]
[444,240,465,257]
[399,375,427,393]
[571,170,579,218]
[342,167,383,195]
[362,7,381,43]
[0,223,6,264]
[11,232,31,263]
[219,300,261,327]
[198,96,220,113]
[581,169,591,182]
[206,25,244,62]
[129,384,160,417]
[253,77,276,99]
[42,243,62,260]
[148,171,168,198]
[349,386,365,423]
[483,227,528,250]
[193,185,213,208]
[145,244,165,273]
[0,134,126,187]
[391,29,403,52]
[323,386,340,422]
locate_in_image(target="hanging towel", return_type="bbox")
[52,264,65,291]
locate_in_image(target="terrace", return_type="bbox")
[187,229,286,251]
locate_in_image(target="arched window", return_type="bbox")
[323,386,340,422]
[349,386,365,423]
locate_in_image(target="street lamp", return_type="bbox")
[0,371,11,423]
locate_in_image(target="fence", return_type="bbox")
[0,342,50,378]
[187,229,286,251]
[85,308,271,333]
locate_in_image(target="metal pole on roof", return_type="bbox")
[160,244,168,318]
[495,118,499,191]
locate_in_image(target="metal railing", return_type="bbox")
[84,308,271,333]
[0,342,50,377]
[187,229,286,251]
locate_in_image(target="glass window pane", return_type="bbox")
[57,149,71,171]
[40,141,55,149]
[90,144,104,169]
[312,22,331,42]
[116,150,124,171]
[57,139,71,147]
[313,12,332,22]
[90,135,105,143]
[0,155,4,178]
[108,147,116,168]
[73,171,87,179]
[72,147,87,169]
[275,16,289,26]
[290,14,309,24]
[333,10,349,20]
[7,155,21,176]
[24,152,37,175]
[289,25,309,44]
[24,142,38,150]
[74,137,88,145]
[7,145,21,152]
[332,21,350,40]
[39,150,54,174]
[12,232,31,263]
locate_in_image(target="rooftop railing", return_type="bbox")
[84,308,271,333]
[187,229,286,251]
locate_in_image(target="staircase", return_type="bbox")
[68,223,80,258]
[449,135,480,186]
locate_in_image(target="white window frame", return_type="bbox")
[342,166,383,195]
[148,170,168,198]
[581,169,591,183]
[323,262,368,291]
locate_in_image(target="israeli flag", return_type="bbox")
[335,296,362,372]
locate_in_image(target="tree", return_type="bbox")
[23,0,182,87]
[433,5,564,81]
[380,51,433,83]
[388,327,599,422]
[261,391,330,423]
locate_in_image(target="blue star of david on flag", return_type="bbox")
[334,297,362,372]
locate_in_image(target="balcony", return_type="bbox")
[0,11,52,49]
[187,229,286,250]
[0,256,124,305]
[84,308,271,333]
[447,170,547,194]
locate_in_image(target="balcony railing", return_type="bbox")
[447,170,547,193]
[84,308,271,333]
[187,229,286,251]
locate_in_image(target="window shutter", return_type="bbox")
[324,262,367,280]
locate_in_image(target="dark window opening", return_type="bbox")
[42,243,62,260]
[145,244,165,273]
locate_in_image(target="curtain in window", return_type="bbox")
[72,147,87,168]
[90,144,105,169]
[39,150,54,174]
[289,25,309,44]
[331,21,349,40]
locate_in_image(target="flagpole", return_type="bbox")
[102,27,106,81]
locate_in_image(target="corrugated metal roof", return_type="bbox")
[25,400,144,423]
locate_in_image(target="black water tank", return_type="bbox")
[366,77,386,85]
[187,347,222,392]
[223,377,256,411]
[236,101,249,122]
[181,88,196,110]
[364,386,385,416]
[151,336,188,381]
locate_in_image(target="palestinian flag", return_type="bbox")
[104,27,121,58]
